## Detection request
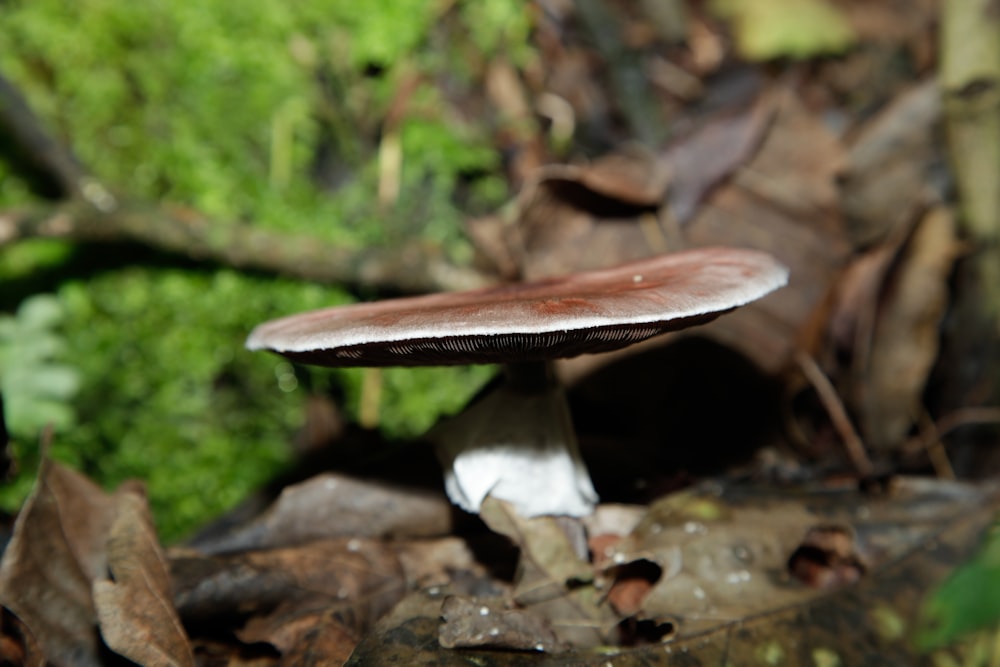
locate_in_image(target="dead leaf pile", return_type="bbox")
[0,459,194,666]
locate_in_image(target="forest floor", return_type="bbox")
[2,1,1000,665]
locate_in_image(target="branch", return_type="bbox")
[0,200,492,294]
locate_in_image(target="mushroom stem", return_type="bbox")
[431,361,599,518]
[503,360,556,392]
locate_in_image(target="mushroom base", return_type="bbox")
[431,380,599,518]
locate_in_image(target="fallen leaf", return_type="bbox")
[617,477,993,638]
[93,492,195,667]
[540,87,850,381]
[188,472,455,554]
[479,498,592,598]
[859,206,961,451]
[839,80,941,247]
[0,459,118,666]
[0,610,43,667]
[173,538,406,640]
[662,93,775,225]
[730,89,845,217]
[479,498,619,647]
[239,601,357,667]
[395,536,498,590]
[529,150,670,209]
[438,595,563,652]
[514,162,667,281]
[346,478,999,664]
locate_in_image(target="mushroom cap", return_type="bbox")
[246,246,788,367]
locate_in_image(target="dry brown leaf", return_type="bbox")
[673,90,852,374]
[239,602,357,667]
[347,478,1000,665]
[615,477,989,637]
[530,151,670,209]
[0,459,119,666]
[190,472,455,554]
[395,536,494,590]
[174,538,406,642]
[514,163,669,281]
[663,92,776,224]
[478,498,619,647]
[731,88,845,216]
[93,492,195,667]
[242,538,405,635]
[0,611,44,667]
[859,206,961,450]
[840,80,941,247]
[479,498,592,602]
[523,87,851,381]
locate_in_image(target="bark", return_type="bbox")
[0,200,490,294]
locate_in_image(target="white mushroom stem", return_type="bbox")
[431,362,599,517]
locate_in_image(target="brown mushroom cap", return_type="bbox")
[246,247,788,367]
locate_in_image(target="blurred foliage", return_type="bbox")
[710,0,856,61]
[0,0,523,539]
[917,521,1000,651]
[0,292,81,443]
[0,0,528,243]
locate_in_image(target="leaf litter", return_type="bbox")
[3,0,1000,664]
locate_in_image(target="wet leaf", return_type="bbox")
[439,595,563,651]
[93,492,195,667]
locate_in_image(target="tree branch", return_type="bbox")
[0,200,492,294]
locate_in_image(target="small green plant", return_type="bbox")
[0,293,81,506]
[0,0,528,539]
[0,294,80,437]
[917,521,1000,651]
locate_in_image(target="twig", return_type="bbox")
[912,411,957,479]
[0,67,491,295]
[902,407,1000,475]
[794,350,874,477]
[0,200,492,294]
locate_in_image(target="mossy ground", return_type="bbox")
[0,0,522,540]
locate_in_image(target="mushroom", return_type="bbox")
[247,247,788,518]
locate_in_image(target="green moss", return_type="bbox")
[1,264,494,541]
[0,1,528,539]
[0,0,516,244]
